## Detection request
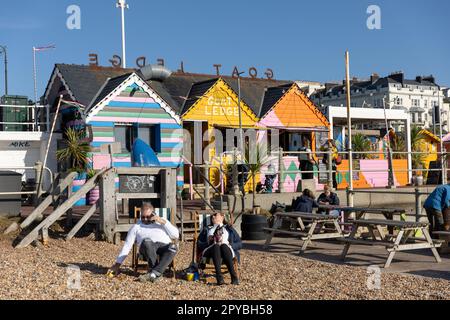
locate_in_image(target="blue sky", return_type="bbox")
[0,0,449,100]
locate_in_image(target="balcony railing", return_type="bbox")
[0,104,50,132]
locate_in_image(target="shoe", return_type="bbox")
[216,275,225,286]
[231,277,240,285]
[139,272,161,283]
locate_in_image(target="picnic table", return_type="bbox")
[341,219,442,268]
[264,212,346,254]
[318,205,407,233]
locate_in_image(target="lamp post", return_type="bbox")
[116,0,129,68]
[236,71,245,155]
[383,96,397,188]
[0,45,7,96]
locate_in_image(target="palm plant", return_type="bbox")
[244,143,272,210]
[352,133,372,159]
[56,127,91,173]
[410,126,427,174]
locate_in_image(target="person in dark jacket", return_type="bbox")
[197,212,242,285]
[423,184,450,238]
[292,189,319,213]
[317,184,340,216]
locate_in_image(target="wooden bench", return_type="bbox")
[434,231,450,254]
[341,219,442,268]
[264,212,347,254]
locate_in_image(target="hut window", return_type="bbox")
[137,125,161,153]
[114,124,134,153]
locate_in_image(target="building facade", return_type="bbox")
[311,72,449,133]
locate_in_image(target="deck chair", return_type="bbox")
[193,211,240,281]
[131,207,177,279]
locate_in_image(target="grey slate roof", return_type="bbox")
[163,73,292,116]
[88,73,133,111]
[45,64,294,118]
[53,64,135,107]
[313,73,439,100]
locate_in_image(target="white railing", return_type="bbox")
[0,104,50,132]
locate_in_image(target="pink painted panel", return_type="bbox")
[92,117,176,124]
[113,97,156,103]
[93,154,112,170]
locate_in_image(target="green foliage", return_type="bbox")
[351,133,372,159]
[56,128,91,173]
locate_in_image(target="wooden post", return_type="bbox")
[33,161,43,206]
[278,147,284,193]
[415,188,421,222]
[189,164,194,200]
[204,162,210,206]
[232,148,239,195]
[328,147,333,188]
[99,168,117,243]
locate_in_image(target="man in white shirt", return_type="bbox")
[108,203,179,282]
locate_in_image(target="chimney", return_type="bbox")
[423,75,436,84]
[389,72,404,84]
[371,73,380,83]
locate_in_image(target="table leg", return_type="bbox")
[333,219,344,237]
[341,225,358,260]
[299,221,317,254]
[384,230,404,268]
[422,228,442,263]
[375,225,386,241]
[367,225,377,240]
[264,216,279,250]
[297,217,306,231]
[384,213,394,235]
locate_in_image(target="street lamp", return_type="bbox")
[383,95,396,188]
[236,71,245,155]
[0,45,7,96]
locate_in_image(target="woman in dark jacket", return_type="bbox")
[292,189,319,213]
[197,212,242,285]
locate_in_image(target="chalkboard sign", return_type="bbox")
[318,163,329,184]
[119,175,158,193]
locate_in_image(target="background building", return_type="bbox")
[311,72,449,134]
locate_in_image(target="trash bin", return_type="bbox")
[0,171,22,217]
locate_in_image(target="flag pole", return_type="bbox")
[37,95,63,200]
[33,47,38,131]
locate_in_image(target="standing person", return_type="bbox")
[292,189,319,213]
[108,203,179,282]
[197,212,242,285]
[321,139,340,189]
[298,136,315,180]
[317,184,340,216]
[423,184,450,238]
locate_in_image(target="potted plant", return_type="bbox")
[240,144,271,240]
[56,128,91,206]
[86,168,100,205]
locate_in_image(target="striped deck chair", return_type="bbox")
[132,207,177,278]
[193,211,240,280]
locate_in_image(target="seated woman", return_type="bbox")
[292,189,319,213]
[197,212,242,286]
[317,184,341,217]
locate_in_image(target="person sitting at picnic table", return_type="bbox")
[423,184,450,238]
[292,189,319,213]
[108,203,179,282]
[197,212,242,286]
[317,184,341,217]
